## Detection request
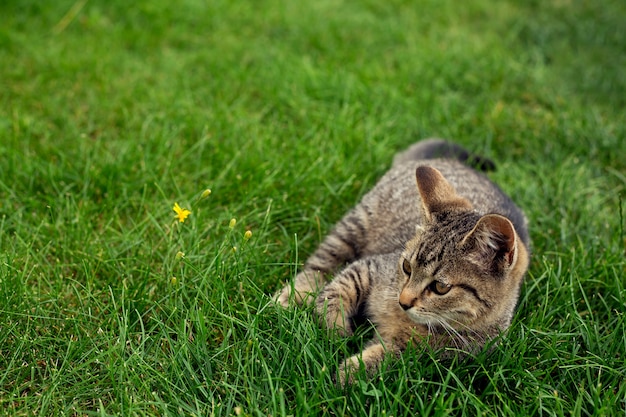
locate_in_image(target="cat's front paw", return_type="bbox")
[274,285,295,308]
[274,270,326,307]
[274,283,316,307]
[315,296,353,337]
[337,355,362,386]
[337,343,387,386]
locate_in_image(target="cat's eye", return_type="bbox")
[430,280,452,295]
[402,259,412,276]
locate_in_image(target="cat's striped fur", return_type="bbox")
[276,139,530,385]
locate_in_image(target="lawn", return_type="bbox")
[1,0,625,415]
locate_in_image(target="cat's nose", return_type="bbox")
[399,290,416,310]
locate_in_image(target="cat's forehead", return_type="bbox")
[414,211,479,244]
[428,210,481,231]
[403,211,481,265]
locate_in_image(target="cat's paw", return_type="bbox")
[274,270,326,307]
[273,285,294,308]
[274,284,316,307]
[337,343,387,386]
[337,355,362,386]
[315,297,353,337]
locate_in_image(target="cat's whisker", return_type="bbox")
[426,321,433,336]
[417,310,475,351]
[443,316,490,345]
[438,319,467,350]
[414,313,463,350]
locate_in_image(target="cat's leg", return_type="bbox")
[338,323,424,385]
[276,208,369,307]
[274,269,327,307]
[315,252,400,335]
[315,258,374,337]
[338,342,388,386]
[337,341,406,386]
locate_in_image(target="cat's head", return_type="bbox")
[398,166,529,338]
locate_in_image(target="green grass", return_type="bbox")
[1,0,625,415]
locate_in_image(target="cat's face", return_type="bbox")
[396,215,495,331]
[396,217,527,336]
[396,166,529,334]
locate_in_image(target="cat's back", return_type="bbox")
[358,154,529,255]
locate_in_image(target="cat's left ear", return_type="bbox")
[462,214,518,272]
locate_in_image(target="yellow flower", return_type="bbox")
[229,218,237,229]
[244,230,252,241]
[173,202,191,223]
[175,251,185,260]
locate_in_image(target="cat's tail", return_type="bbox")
[393,138,496,172]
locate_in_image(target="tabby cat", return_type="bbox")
[276,139,530,385]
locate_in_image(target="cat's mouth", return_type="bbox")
[404,309,461,329]
[404,309,438,325]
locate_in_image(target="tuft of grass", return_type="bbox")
[1,0,625,415]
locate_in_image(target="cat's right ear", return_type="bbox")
[415,166,472,220]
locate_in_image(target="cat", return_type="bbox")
[275,139,530,385]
